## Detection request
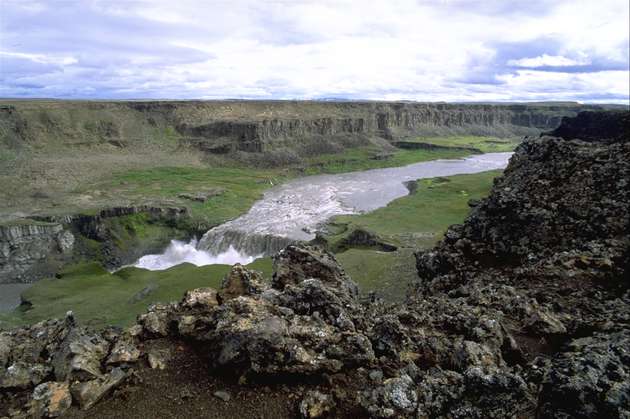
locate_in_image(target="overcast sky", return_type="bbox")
[1,0,628,103]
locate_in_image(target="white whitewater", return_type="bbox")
[134,239,260,271]
[134,152,512,271]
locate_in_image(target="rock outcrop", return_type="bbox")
[413,110,630,417]
[0,222,74,284]
[0,313,133,417]
[0,205,191,284]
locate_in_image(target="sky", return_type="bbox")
[0,0,628,103]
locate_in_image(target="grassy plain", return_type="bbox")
[407,136,520,153]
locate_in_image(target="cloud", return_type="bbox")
[508,54,590,68]
[0,0,628,102]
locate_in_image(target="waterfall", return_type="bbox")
[198,227,297,257]
[134,239,260,271]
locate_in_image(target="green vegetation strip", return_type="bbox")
[302,146,471,174]
[400,135,520,153]
[0,258,273,330]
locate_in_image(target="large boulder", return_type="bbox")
[70,367,127,410]
[155,249,374,375]
[273,245,359,297]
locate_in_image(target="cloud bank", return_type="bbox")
[0,0,628,102]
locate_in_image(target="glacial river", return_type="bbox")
[135,152,512,270]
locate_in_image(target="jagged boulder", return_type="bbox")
[182,287,220,308]
[273,245,359,297]
[107,245,375,378]
[0,312,129,418]
[219,263,266,300]
[29,382,72,418]
[70,367,127,410]
[157,247,374,374]
[51,326,109,381]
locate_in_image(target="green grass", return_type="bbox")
[403,135,520,153]
[303,146,472,175]
[0,258,273,330]
[91,166,288,229]
[336,248,418,301]
[325,170,502,299]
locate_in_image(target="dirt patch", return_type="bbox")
[61,339,363,419]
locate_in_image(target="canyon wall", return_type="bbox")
[0,100,613,154]
[0,206,191,284]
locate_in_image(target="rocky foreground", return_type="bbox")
[1,111,629,418]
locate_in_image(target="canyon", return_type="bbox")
[0,101,615,285]
[0,110,628,418]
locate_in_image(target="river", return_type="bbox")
[135,152,512,270]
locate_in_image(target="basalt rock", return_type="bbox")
[0,221,74,284]
[538,330,630,418]
[139,247,374,375]
[29,381,72,418]
[272,245,359,297]
[412,111,630,418]
[299,390,336,418]
[0,313,131,418]
[70,367,127,410]
[548,110,630,143]
[219,263,267,301]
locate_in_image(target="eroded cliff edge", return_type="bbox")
[0,100,612,155]
[1,111,629,418]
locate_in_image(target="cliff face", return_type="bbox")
[548,110,630,143]
[0,206,191,284]
[0,100,611,155]
[0,222,74,284]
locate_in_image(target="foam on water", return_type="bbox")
[134,239,260,271]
